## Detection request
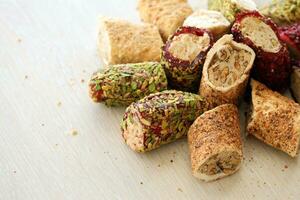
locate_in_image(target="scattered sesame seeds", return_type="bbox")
[25,75,28,79]
[177,188,183,192]
[81,79,85,83]
[17,38,22,43]
[57,101,62,107]
[140,181,143,185]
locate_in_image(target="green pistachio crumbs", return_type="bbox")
[121,90,208,152]
[89,62,168,106]
[260,0,300,25]
[208,0,255,23]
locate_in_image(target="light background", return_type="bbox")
[0,0,299,199]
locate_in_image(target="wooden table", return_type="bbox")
[1,0,299,199]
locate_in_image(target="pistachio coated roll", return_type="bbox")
[260,0,300,25]
[121,90,208,152]
[89,62,167,106]
[207,0,257,23]
[188,104,243,182]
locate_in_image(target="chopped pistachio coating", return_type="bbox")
[208,0,257,23]
[260,0,300,25]
[89,62,168,106]
[121,90,208,152]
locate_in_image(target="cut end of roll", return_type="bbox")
[194,150,242,182]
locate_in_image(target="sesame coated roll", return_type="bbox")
[162,26,213,92]
[232,11,291,91]
[199,34,255,109]
[138,0,193,41]
[247,80,300,157]
[121,90,207,152]
[89,62,167,106]
[188,104,243,182]
[98,16,163,65]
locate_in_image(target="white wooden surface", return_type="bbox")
[1,0,299,199]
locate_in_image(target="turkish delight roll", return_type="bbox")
[137,0,193,41]
[162,26,213,92]
[121,90,207,152]
[260,0,300,25]
[188,104,243,182]
[247,80,300,157]
[232,11,291,91]
[279,23,300,59]
[98,16,163,65]
[208,0,257,23]
[89,62,167,106]
[199,34,255,109]
[291,62,300,103]
[183,9,231,39]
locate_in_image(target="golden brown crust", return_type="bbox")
[98,17,163,65]
[188,104,243,181]
[247,79,300,157]
[199,34,255,109]
[137,0,192,41]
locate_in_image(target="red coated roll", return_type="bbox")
[232,11,291,91]
[162,26,214,92]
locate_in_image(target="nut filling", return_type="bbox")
[121,90,207,152]
[241,17,281,53]
[199,151,241,175]
[168,33,211,62]
[207,44,252,87]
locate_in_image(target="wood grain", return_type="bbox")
[0,0,299,199]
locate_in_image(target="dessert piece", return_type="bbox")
[199,34,255,109]
[247,79,300,157]
[279,22,300,59]
[260,0,300,25]
[232,11,291,91]
[137,0,193,41]
[183,9,231,38]
[89,62,167,106]
[161,26,213,92]
[207,0,257,23]
[121,90,207,152]
[97,16,163,65]
[291,64,300,103]
[188,104,243,182]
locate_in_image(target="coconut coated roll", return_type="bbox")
[188,104,243,182]
[137,0,193,41]
[121,90,208,152]
[199,34,255,109]
[247,79,300,157]
[183,9,231,38]
[162,26,213,92]
[98,16,163,65]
